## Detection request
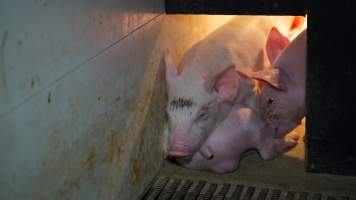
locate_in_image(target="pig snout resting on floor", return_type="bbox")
[239,28,307,154]
[163,16,300,161]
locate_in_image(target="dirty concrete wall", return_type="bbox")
[0,1,237,198]
[0,0,163,199]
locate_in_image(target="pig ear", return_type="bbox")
[290,16,305,32]
[204,65,239,102]
[236,67,289,91]
[200,145,214,160]
[163,49,179,82]
[266,27,290,64]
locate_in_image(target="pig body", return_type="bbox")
[177,102,299,173]
[164,16,298,160]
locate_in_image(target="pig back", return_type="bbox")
[178,16,295,82]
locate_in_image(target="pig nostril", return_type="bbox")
[267,97,274,105]
[166,156,179,164]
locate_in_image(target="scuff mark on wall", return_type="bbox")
[30,75,42,90]
[49,129,61,153]
[30,79,35,88]
[107,130,117,164]
[82,145,97,172]
[25,118,122,200]
[47,91,52,104]
[63,177,81,191]
[132,159,141,186]
[0,31,8,93]
[132,134,145,186]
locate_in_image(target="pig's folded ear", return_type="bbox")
[290,16,306,32]
[266,27,290,64]
[204,65,239,102]
[236,67,289,91]
[163,49,179,83]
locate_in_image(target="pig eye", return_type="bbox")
[198,112,208,121]
[196,107,209,121]
[267,97,274,105]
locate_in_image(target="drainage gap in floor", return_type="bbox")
[138,176,351,200]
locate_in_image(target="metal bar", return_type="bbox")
[165,0,307,15]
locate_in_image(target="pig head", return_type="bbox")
[181,104,265,173]
[164,50,239,160]
[238,27,307,137]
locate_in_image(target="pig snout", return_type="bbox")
[166,128,197,160]
[166,145,193,161]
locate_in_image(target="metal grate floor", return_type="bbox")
[138,176,351,200]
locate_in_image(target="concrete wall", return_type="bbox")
[0,1,163,199]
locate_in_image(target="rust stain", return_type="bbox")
[116,145,123,165]
[83,145,97,171]
[137,132,145,155]
[58,189,69,200]
[131,133,145,186]
[49,129,61,153]
[136,89,153,114]
[107,129,125,168]
[68,96,80,119]
[63,177,81,191]
[144,89,152,97]
[132,159,141,186]
[107,129,118,164]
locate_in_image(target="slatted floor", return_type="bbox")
[138,176,351,200]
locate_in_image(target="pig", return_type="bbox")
[164,16,301,161]
[172,96,299,174]
[238,28,307,138]
[174,104,265,173]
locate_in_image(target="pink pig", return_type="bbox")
[240,28,307,138]
[164,16,302,160]
[175,104,266,173]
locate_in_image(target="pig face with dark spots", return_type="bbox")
[164,52,238,160]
